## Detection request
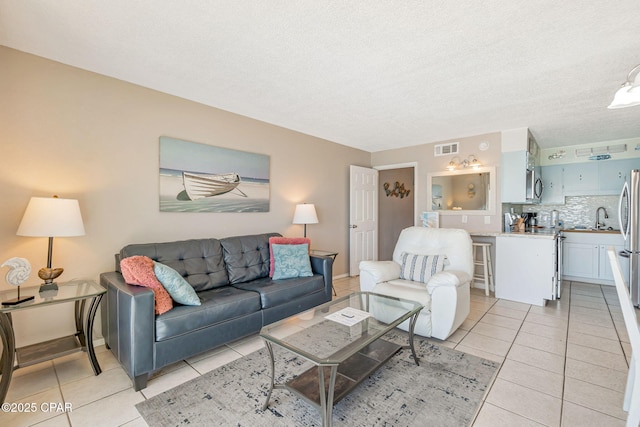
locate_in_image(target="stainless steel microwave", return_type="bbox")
[526,166,543,202]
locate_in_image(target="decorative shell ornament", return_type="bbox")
[38,267,64,282]
[1,257,32,286]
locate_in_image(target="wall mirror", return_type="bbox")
[427,166,496,215]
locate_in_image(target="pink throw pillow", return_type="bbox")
[120,255,173,315]
[269,237,311,277]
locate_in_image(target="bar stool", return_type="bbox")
[472,242,494,296]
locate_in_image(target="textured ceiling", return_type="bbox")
[1,1,640,152]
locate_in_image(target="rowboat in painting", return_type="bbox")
[182,172,246,200]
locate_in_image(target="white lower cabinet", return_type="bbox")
[496,235,557,306]
[562,242,599,278]
[562,232,627,284]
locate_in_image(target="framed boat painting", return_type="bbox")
[159,136,270,212]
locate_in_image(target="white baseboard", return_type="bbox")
[333,273,349,280]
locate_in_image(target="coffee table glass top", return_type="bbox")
[0,280,105,312]
[260,292,422,364]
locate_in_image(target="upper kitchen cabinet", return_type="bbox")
[598,158,640,194]
[562,162,598,195]
[544,158,640,199]
[501,128,541,204]
[540,164,564,204]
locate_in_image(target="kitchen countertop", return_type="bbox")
[470,228,621,239]
[562,228,620,234]
[499,229,558,239]
[469,230,558,239]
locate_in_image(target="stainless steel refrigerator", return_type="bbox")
[618,169,640,307]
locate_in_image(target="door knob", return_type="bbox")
[349,225,358,229]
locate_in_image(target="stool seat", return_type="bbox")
[472,242,494,296]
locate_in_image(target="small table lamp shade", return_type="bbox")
[17,197,85,238]
[293,204,318,238]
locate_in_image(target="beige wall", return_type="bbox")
[371,132,503,232]
[0,47,369,345]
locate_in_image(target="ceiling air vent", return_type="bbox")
[434,142,459,157]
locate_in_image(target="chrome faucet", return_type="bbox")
[595,206,609,229]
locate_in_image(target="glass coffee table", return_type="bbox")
[260,292,423,427]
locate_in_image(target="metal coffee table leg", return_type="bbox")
[262,341,276,411]
[404,311,420,366]
[318,364,338,427]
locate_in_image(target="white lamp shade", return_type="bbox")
[292,204,319,225]
[17,197,85,237]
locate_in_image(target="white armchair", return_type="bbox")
[360,226,473,340]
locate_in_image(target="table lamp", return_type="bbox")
[16,196,85,291]
[292,203,318,238]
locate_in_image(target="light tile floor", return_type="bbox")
[1,277,637,426]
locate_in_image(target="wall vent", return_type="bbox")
[434,142,459,157]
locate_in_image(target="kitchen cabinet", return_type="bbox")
[501,151,528,203]
[542,158,640,200]
[540,164,564,204]
[563,242,599,277]
[496,234,557,306]
[598,158,640,194]
[562,162,598,195]
[501,131,541,204]
[562,231,627,284]
[599,244,627,281]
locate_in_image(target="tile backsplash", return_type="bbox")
[521,195,620,229]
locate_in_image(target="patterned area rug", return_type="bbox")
[136,330,499,427]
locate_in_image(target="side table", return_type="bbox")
[310,249,338,296]
[0,280,105,404]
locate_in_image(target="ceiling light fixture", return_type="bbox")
[608,64,640,109]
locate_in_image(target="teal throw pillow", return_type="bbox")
[153,262,201,306]
[272,243,313,280]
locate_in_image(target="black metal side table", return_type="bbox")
[0,280,105,404]
[310,249,338,296]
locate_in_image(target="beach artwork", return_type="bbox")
[159,136,270,212]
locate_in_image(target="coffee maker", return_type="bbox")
[521,212,538,228]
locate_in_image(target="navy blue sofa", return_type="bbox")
[100,232,333,391]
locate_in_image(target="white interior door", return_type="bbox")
[349,165,378,276]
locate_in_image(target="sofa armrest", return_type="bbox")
[100,271,155,385]
[359,261,401,292]
[310,255,333,301]
[426,270,472,292]
[427,270,471,339]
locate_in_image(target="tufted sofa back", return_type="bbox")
[117,233,280,291]
[220,233,279,284]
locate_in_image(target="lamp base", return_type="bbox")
[39,282,59,292]
[2,295,35,306]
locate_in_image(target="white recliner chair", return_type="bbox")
[359,226,473,340]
